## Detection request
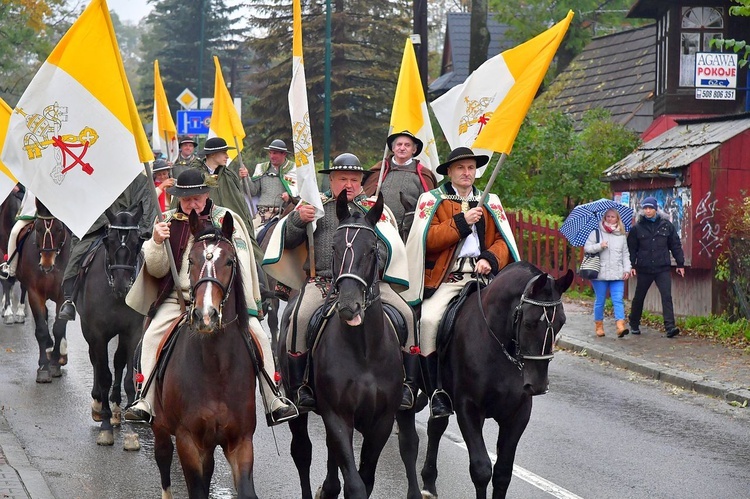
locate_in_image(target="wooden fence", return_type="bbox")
[506,211,590,293]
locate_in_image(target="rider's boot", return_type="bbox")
[57,277,77,321]
[287,351,316,413]
[260,374,299,426]
[0,262,9,280]
[421,352,453,419]
[400,350,421,410]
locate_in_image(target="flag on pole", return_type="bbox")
[431,10,574,156]
[0,0,153,238]
[288,0,324,221]
[208,56,244,161]
[152,60,178,161]
[0,98,20,200]
[390,38,439,171]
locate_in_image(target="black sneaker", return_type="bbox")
[666,327,680,338]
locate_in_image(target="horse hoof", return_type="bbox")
[58,354,68,366]
[13,315,25,324]
[3,315,13,325]
[122,433,141,451]
[111,405,122,427]
[49,364,62,378]
[96,430,115,446]
[421,491,437,499]
[36,368,51,383]
[91,400,103,422]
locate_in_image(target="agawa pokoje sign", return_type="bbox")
[694,52,738,101]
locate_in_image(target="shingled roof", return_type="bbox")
[428,13,513,99]
[542,23,656,134]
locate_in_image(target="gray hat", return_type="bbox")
[318,153,371,176]
[264,139,289,154]
[152,159,171,173]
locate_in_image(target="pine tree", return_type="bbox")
[136,0,246,117]
[243,0,410,163]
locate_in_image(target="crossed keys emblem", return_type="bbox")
[291,112,314,167]
[15,103,98,185]
[458,96,494,136]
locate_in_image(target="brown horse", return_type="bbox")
[152,211,258,499]
[14,200,71,383]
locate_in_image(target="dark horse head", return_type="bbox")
[333,192,384,327]
[187,210,248,334]
[33,199,68,273]
[104,203,144,299]
[500,261,574,395]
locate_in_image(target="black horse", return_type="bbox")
[78,205,145,446]
[397,261,574,499]
[278,193,402,498]
[0,190,27,324]
[14,200,71,383]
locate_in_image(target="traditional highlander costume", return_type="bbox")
[124,169,296,426]
[404,147,519,418]
[263,153,418,411]
[171,135,198,179]
[248,139,298,226]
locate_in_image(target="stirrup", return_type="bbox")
[123,399,153,424]
[399,384,416,411]
[0,263,9,280]
[58,300,77,321]
[429,389,454,419]
[266,395,299,426]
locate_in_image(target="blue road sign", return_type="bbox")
[177,110,212,135]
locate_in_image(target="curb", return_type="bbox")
[557,336,750,407]
[0,411,55,499]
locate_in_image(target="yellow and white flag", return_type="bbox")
[288,0,323,221]
[0,0,152,238]
[391,38,439,171]
[208,56,244,161]
[0,98,20,200]
[431,10,573,157]
[152,60,178,161]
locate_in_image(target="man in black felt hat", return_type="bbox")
[172,135,199,179]
[364,130,437,240]
[247,139,298,228]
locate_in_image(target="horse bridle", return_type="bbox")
[35,214,67,255]
[478,274,563,370]
[188,233,237,328]
[331,223,381,312]
[104,223,141,290]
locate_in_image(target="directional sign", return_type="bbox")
[694,52,737,101]
[176,110,212,135]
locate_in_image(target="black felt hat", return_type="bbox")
[201,137,236,155]
[435,147,489,175]
[166,169,211,197]
[386,130,423,157]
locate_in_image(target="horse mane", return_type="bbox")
[194,225,250,329]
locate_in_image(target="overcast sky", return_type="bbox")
[108,0,152,23]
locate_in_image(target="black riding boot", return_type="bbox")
[400,351,420,410]
[287,352,316,413]
[421,353,453,419]
[58,277,77,321]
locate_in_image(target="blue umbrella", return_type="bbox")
[559,199,633,247]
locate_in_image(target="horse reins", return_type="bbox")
[189,233,237,328]
[477,274,562,370]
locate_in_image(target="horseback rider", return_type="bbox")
[57,172,158,321]
[262,153,419,412]
[0,185,35,280]
[404,147,518,419]
[363,130,437,240]
[123,169,297,426]
[247,139,298,229]
[171,135,199,179]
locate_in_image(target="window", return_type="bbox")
[680,7,724,87]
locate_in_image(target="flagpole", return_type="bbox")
[374,126,393,199]
[162,132,170,162]
[143,161,187,312]
[232,136,256,219]
[478,153,507,206]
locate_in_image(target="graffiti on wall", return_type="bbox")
[694,191,721,257]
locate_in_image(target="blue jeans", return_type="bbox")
[591,279,625,321]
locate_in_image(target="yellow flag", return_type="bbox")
[209,56,245,161]
[153,60,178,161]
[390,38,439,170]
[0,98,19,198]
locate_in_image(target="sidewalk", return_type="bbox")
[558,300,750,406]
[0,411,54,499]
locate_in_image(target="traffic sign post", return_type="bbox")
[694,52,738,101]
[177,110,212,135]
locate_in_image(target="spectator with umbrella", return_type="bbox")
[560,199,634,338]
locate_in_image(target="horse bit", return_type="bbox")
[331,223,381,312]
[105,223,140,289]
[189,234,237,328]
[479,274,562,370]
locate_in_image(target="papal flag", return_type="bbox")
[208,55,244,161]
[288,0,323,221]
[0,98,20,199]
[152,60,178,161]
[431,10,574,157]
[391,38,439,171]
[0,0,152,238]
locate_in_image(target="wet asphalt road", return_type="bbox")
[0,298,748,498]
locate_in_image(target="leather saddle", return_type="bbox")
[305,301,409,350]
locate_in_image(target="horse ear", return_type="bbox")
[530,273,548,297]
[556,269,575,295]
[189,209,201,235]
[132,201,144,224]
[105,209,116,226]
[336,192,350,222]
[221,211,234,239]
[365,192,384,226]
[35,199,51,217]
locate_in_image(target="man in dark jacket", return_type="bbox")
[627,196,685,338]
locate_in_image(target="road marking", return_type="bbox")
[439,426,583,499]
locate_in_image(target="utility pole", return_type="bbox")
[198,0,206,107]
[413,0,428,95]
